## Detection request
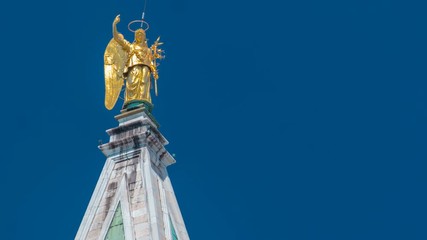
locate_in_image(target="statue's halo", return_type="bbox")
[128,19,150,32]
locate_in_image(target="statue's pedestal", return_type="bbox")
[75,108,189,240]
[115,106,159,128]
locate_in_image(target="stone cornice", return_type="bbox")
[99,119,175,167]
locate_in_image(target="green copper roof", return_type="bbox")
[105,203,125,240]
[170,216,178,240]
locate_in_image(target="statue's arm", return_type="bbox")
[112,15,130,51]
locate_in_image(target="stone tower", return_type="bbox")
[75,108,189,240]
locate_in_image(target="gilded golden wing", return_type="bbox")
[104,38,128,110]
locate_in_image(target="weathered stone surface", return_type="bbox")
[75,111,189,240]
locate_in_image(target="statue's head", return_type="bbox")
[134,29,147,45]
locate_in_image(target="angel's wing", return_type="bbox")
[104,38,128,110]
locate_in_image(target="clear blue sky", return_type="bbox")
[1,0,427,239]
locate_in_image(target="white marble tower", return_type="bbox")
[75,108,189,240]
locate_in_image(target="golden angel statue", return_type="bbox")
[104,15,164,111]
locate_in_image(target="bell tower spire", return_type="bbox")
[75,107,190,240]
[75,13,189,240]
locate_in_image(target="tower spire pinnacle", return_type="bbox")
[76,13,189,240]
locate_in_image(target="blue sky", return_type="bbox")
[1,0,427,239]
